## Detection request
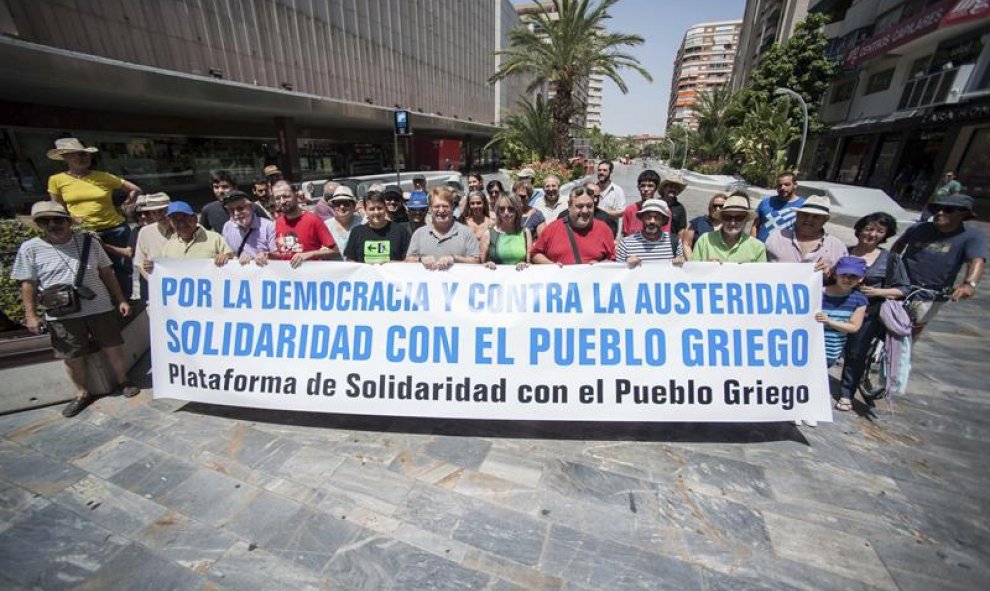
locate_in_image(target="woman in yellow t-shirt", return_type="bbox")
[46,137,143,297]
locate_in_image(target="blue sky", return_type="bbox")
[513,0,745,135]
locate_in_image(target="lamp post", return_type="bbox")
[774,87,808,173]
[681,130,690,171]
[665,138,676,168]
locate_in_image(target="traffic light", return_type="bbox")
[394,110,411,136]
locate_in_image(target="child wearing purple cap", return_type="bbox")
[817,256,869,369]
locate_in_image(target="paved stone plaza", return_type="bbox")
[1,168,987,590]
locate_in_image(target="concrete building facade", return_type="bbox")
[0,0,527,210]
[731,0,811,91]
[806,0,990,202]
[668,19,743,131]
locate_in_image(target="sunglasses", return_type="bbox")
[711,204,725,209]
[935,205,966,214]
[332,201,354,208]
[497,206,515,213]
[36,217,68,225]
[721,214,748,223]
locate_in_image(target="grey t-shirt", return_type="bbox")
[11,234,114,320]
[407,222,481,259]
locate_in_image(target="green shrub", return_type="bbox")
[0,219,39,327]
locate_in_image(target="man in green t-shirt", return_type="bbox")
[690,194,767,263]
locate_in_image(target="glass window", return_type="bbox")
[865,68,895,95]
[830,80,855,103]
[957,127,990,199]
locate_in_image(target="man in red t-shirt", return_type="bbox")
[257,180,338,267]
[531,186,615,265]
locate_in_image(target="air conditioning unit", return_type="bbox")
[946,64,975,104]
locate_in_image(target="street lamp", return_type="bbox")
[681,130,690,171]
[665,138,675,168]
[774,87,808,174]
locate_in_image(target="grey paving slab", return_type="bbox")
[106,446,198,500]
[325,536,490,591]
[263,506,369,572]
[157,468,260,527]
[0,502,130,590]
[451,502,548,567]
[205,540,323,591]
[0,441,88,497]
[134,512,238,573]
[51,474,169,536]
[71,542,208,591]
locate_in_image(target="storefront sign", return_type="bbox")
[149,261,832,423]
[940,0,990,28]
[924,100,990,124]
[845,0,956,67]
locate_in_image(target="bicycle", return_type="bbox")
[859,286,952,402]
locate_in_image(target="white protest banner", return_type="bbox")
[149,260,831,422]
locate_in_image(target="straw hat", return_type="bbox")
[139,192,171,211]
[46,138,98,161]
[636,199,671,219]
[659,172,687,190]
[712,194,755,222]
[795,195,831,217]
[31,201,72,220]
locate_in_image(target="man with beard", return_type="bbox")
[616,199,683,266]
[532,175,567,222]
[657,173,689,235]
[260,180,338,267]
[406,186,480,270]
[199,171,269,232]
[690,194,766,262]
[531,186,615,265]
[596,160,626,219]
[12,202,139,417]
[220,190,276,264]
[765,195,846,274]
[557,181,617,236]
[752,171,805,242]
[383,185,409,224]
[893,193,985,338]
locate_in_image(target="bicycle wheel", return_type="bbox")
[860,337,888,401]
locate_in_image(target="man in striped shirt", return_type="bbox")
[12,201,139,418]
[616,199,684,266]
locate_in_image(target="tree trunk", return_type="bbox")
[552,81,574,161]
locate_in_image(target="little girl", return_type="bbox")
[817,256,869,369]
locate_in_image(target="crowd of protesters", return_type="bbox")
[12,138,987,420]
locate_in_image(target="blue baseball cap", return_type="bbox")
[166,201,196,216]
[406,192,429,210]
[834,256,867,277]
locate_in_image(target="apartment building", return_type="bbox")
[668,20,743,130]
[731,0,812,91]
[808,0,990,200]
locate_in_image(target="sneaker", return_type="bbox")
[62,394,95,418]
[117,381,140,398]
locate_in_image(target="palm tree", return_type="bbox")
[731,98,797,187]
[692,86,735,163]
[486,95,556,164]
[490,0,652,159]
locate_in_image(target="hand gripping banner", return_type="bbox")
[149,260,831,422]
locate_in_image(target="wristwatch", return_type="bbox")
[966,280,979,289]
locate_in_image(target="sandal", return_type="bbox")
[834,399,853,412]
[117,380,141,398]
[62,393,96,418]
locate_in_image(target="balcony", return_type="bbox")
[897,66,974,111]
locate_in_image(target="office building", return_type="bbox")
[0,0,528,211]
[731,0,811,91]
[807,0,990,201]
[668,20,743,131]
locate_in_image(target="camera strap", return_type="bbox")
[74,233,92,290]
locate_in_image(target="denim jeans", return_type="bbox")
[98,223,133,299]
